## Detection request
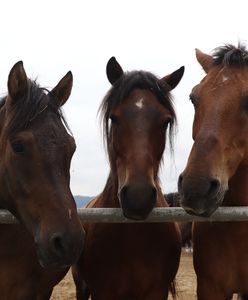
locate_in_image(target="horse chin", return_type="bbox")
[39,259,70,270]
[35,246,72,270]
[122,207,151,221]
[181,194,225,217]
[183,204,219,217]
[34,231,84,270]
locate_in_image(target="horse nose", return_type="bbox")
[178,172,221,215]
[120,183,157,220]
[36,226,84,269]
[178,173,220,198]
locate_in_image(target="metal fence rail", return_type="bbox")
[2,207,248,224]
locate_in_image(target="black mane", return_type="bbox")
[0,79,69,141]
[213,43,248,67]
[99,70,176,150]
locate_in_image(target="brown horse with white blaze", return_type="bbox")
[178,44,248,299]
[72,57,184,300]
[0,61,84,299]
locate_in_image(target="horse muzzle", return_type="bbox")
[178,173,226,217]
[119,183,157,220]
[34,227,85,270]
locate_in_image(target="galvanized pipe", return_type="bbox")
[1,207,248,224]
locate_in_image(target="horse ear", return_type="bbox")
[7,61,28,103]
[161,66,185,90]
[106,57,124,85]
[195,48,213,73]
[50,71,73,107]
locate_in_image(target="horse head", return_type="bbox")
[0,62,84,269]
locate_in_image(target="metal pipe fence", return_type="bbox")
[2,207,248,223]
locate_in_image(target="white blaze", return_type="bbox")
[135,98,144,109]
[222,75,229,82]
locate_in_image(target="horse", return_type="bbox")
[72,57,184,300]
[0,61,84,299]
[178,44,248,299]
[166,193,192,249]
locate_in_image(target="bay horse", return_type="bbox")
[0,61,84,299]
[72,57,184,300]
[178,44,248,299]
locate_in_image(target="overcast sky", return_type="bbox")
[0,0,247,196]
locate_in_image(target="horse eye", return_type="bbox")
[11,141,24,153]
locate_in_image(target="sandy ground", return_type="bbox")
[50,250,240,300]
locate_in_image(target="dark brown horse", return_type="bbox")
[178,44,248,299]
[72,57,184,300]
[0,61,84,299]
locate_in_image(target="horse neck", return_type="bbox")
[156,183,168,207]
[99,171,120,207]
[224,163,248,206]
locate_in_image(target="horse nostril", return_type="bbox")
[50,233,66,257]
[208,178,220,197]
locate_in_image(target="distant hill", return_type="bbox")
[74,195,93,208]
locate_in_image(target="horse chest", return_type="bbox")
[82,223,180,283]
[193,222,248,290]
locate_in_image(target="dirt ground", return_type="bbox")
[50,250,239,300]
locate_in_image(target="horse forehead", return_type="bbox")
[195,68,248,125]
[119,89,162,113]
[34,121,71,145]
[209,67,248,88]
[135,97,145,109]
[33,111,64,131]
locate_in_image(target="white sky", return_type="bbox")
[0,0,247,196]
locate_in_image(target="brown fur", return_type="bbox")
[72,58,184,300]
[178,44,248,299]
[0,62,84,299]
[0,224,68,300]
